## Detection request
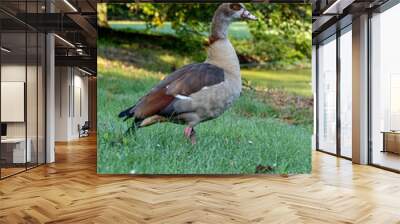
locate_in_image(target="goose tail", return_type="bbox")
[118,105,135,121]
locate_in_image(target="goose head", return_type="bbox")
[216,3,257,21]
[210,3,257,42]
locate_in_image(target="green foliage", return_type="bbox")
[106,3,312,69]
[111,3,217,52]
[244,4,312,66]
[107,3,135,20]
[98,3,109,27]
[98,26,207,62]
[126,3,215,35]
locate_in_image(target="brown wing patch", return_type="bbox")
[134,88,174,119]
[166,63,224,96]
[230,3,242,11]
[124,63,224,121]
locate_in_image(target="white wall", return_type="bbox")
[1,65,25,81]
[1,65,32,137]
[55,66,70,141]
[55,67,89,141]
[1,65,26,139]
[71,73,89,138]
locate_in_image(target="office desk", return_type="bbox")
[1,138,31,163]
[382,131,400,154]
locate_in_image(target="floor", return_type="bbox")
[372,150,400,171]
[0,135,400,223]
[0,167,25,178]
[1,163,44,179]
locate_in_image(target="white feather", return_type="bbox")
[175,94,192,100]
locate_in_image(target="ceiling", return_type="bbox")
[312,0,391,44]
[0,0,97,74]
[99,0,311,2]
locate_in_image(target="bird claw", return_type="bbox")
[190,133,196,145]
[124,125,137,136]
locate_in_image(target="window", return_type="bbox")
[339,27,352,158]
[317,35,337,154]
[0,2,46,179]
[370,3,400,171]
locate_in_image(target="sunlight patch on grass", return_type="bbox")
[242,69,312,96]
[109,20,176,35]
[98,57,163,80]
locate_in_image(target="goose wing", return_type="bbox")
[119,63,225,120]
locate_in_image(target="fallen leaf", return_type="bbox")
[255,164,274,173]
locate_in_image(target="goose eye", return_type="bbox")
[230,3,242,11]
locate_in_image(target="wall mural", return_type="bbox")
[97,3,312,174]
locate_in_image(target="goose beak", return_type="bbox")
[241,10,257,20]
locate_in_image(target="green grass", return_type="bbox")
[97,54,312,174]
[109,20,252,40]
[242,69,312,97]
[109,21,176,35]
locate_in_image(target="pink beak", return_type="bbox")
[241,10,257,20]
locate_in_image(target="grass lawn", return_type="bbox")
[97,37,312,174]
[242,69,312,97]
[109,20,252,40]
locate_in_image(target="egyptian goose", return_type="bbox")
[119,3,257,144]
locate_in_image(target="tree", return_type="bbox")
[106,3,312,67]
[98,3,109,28]
[243,4,312,66]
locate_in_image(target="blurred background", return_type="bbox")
[100,4,311,70]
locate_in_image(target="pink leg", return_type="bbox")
[184,127,192,138]
[184,126,196,145]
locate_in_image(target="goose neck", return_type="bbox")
[210,14,231,40]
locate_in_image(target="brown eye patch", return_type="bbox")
[230,3,242,11]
